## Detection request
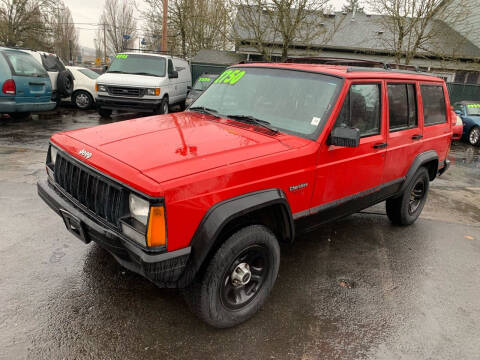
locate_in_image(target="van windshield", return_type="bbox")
[189,67,342,139]
[107,54,166,77]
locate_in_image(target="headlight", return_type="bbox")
[97,84,107,92]
[50,146,58,167]
[146,88,160,96]
[129,193,149,225]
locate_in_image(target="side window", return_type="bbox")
[333,83,381,137]
[168,59,174,74]
[387,83,417,131]
[421,85,447,126]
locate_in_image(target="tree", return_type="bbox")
[342,0,363,13]
[368,0,474,65]
[47,1,78,62]
[141,0,232,57]
[99,0,137,54]
[232,0,342,61]
[0,0,51,48]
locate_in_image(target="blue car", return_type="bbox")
[0,47,56,119]
[454,101,480,146]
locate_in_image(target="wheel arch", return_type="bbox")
[177,189,294,287]
[399,150,439,195]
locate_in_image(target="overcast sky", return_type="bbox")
[64,0,349,49]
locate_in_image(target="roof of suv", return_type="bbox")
[235,63,444,82]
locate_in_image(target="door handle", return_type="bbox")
[373,143,387,149]
[411,134,423,140]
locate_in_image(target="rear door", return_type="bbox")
[383,81,423,185]
[3,51,51,104]
[312,80,387,215]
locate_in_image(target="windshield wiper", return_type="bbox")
[132,72,160,77]
[188,106,220,118]
[106,70,127,74]
[226,114,278,134]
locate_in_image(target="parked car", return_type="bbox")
[95,52,192,117]
[65,66,99,109]
[185,74,219,107]
[38,63,453,328]
[451,108,463,141]
[0,47,55,119]
[454,101,480,146]
[20,50,74,107]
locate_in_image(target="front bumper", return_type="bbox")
[37,179,190,287]
[96,95,162,112]
[0,99,56,113]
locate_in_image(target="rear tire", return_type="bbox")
[183,225,280,328]
[386,167,430,226]
[468,126,480,146]
[98,108,112,118]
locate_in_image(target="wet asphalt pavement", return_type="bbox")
[1,108,480,360]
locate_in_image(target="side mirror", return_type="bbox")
[169,70,178,79]
[330,126,360,147]
[454,110,463,116]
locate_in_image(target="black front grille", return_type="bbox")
[108,86,143,97]
[54,154,125,228]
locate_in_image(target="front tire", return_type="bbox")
[468,126,480,146]
[73,90,93,109]
[184,225,280,328]
[386,167,430,226]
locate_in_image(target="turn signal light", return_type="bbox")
[95,83,98,92]
[2,79,16,95]
[155,88,160,96]
[146,206,166,247]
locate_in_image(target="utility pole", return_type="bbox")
[161,0,168,52]
[103,23,107,64]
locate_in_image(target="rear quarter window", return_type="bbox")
[421,84,447,126]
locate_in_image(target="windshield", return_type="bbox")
[466,104,480,116]
[189,67,342,138]
[193,75,218,91]
[3,51,48,77]
[79,68,99,79]
[107,54,166,77]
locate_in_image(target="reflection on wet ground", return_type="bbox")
[1,108,480,359]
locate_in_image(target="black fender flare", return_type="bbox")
[177,188,294,287]
[398,150,439,194]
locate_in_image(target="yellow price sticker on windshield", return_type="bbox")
[116,54,128,59]
[214,69,246,85]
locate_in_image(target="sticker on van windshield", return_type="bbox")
[198,77,211,82]
[467,104,480,108]
[116,54,128,59]
[214,69,246,85]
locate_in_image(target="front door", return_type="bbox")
[311,80,387,218]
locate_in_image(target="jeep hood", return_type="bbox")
[54,112,304,184]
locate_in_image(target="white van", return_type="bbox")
[95,52,191,117]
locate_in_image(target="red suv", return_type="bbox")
[38,63,452,328]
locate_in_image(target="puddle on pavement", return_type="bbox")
[450,143,480,169]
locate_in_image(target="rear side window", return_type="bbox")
[41,54,65,72]
[334,83,381,137]
[421,85,447,126]
[2,51,48,77]
[388,83,417,131]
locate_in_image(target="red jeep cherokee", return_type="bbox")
[38,63,452,328]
